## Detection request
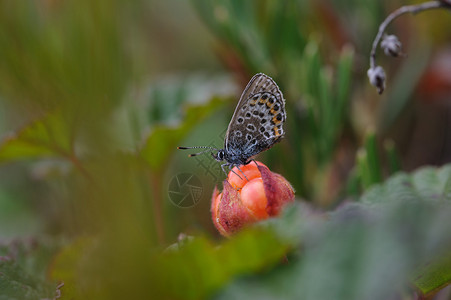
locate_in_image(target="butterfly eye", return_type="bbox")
[218,151,225,160]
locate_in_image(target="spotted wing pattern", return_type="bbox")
[224,73,286,164]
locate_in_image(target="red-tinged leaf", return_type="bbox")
[140,97,225,171]
[0,112,72,164]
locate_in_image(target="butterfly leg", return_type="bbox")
[220,163,229,177]
[224,164,247,180]
[221,163,243,180]
[235,165,249,181]
[251,159,259,168]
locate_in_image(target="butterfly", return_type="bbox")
[178,73,286,180]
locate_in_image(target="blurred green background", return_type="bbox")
[0,0,451,299]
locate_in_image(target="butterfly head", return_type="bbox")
[213,149,226,162]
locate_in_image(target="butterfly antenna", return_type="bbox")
[177,146,218,157]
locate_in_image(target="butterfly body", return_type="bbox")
[179,73,286,178]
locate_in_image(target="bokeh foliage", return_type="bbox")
[0,0,450,299]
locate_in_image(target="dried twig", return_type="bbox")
[368,0,451,94]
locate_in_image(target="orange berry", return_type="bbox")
[241,178,269,219]
[211,161,295,236]
[227,161,266,190]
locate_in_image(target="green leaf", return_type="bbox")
[335,46,354,118]
[363,130,382,184]
[216,166,451,299]
[384,140,401,174]
[302,41,322,101]
[360,164,451,297]
[45,179,451,300]
[361,165,451,204]
[217,201,451,300]
[0,112,72,164]
[153,230,290,300]
[49,238,90,299]
[0,239,61,300]
[356,131,383,190]
[49,228,290,299]
[0,1,131,114]
[140,97,225,172]
[412,253,451,297]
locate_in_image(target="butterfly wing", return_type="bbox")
[224,73,286,162]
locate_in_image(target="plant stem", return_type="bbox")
[369,1,451,69]
[149,172,166,245]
